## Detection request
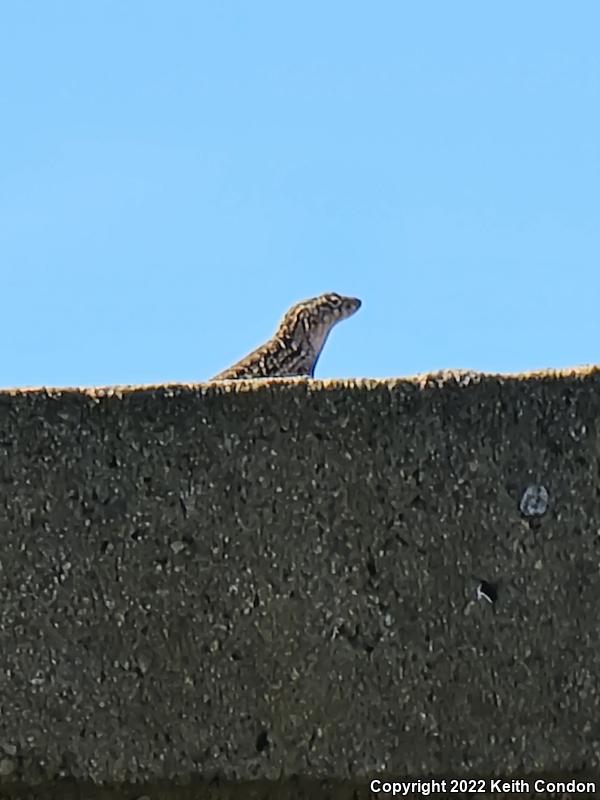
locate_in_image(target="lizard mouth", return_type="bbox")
[344,297,362,315]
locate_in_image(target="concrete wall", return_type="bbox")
[1,369,600,796]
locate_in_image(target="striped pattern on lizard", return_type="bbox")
[210,292,361,380]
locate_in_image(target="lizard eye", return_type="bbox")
[325,293,341,307]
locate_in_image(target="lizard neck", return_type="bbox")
[277,324,333,376]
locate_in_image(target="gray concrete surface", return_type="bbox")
[1,370,600,795]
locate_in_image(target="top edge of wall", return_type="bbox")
[2,364,600,398]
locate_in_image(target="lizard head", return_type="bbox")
[278,292,362,358]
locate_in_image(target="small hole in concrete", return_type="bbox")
[256,730,270,752]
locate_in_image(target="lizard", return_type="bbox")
[210,292,361,380]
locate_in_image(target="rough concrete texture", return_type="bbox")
[1,369,600,795]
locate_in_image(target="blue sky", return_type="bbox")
[1,2,599,388]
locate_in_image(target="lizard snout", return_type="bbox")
[343,296,362,315]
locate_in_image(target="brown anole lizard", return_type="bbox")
[211,292,361,380]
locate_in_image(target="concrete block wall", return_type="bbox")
[1,369,599,797]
